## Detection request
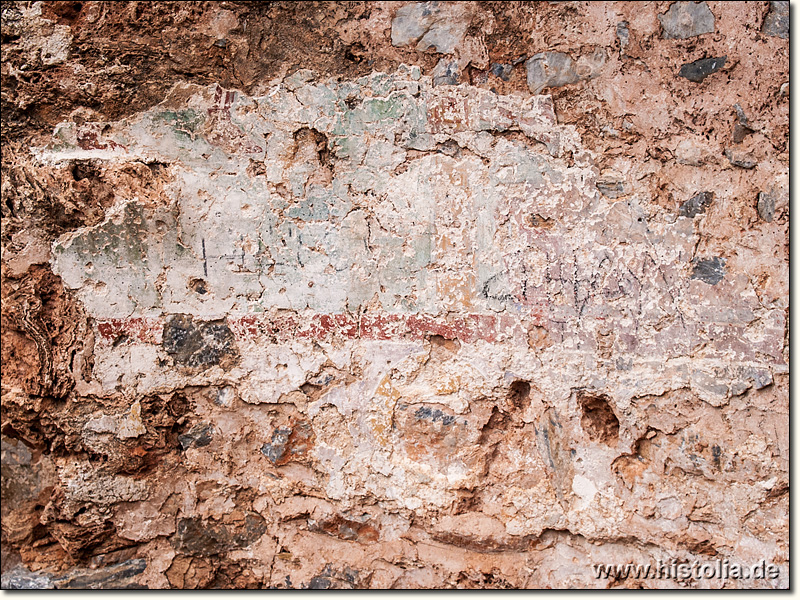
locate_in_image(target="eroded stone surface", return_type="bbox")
[38,71,786,415]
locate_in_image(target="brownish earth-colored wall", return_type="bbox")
[1,1,788,589]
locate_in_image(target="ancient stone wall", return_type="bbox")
[1,1,788,589]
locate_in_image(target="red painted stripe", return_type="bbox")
[96,318,163,344]
[95,312,544,345]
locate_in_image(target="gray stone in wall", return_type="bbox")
[391,2,472,54]
[1,567,53,589]
[757,191,776,222]
[659,2,715,39]
[679,191,713,218]
[678,56,726,82]
[163,314,237,369]
[616,21,630,51]
[762,1,789,39]
[1,560,148,590]
[391,3,431,47]
[490,62,512,81]
[526,52,579,95]
[51,560,148,589]
[526,50,606,94]
[724,148,757,169]
[178,422,215,450]
[261,427,292,464]
[596,174,625,199]
[432,58,460,86]
[691,257,726,285]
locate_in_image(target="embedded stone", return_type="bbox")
[691,257,726,285]
[659,2,715,39]
[171,513,267,556]
[163,314,237,369]
[178,422,214,450]
[757,191,776,222]
[678,191,713,218]
[678,56,726,82]
[596,170,626,199]
[616,21,630,51]
[261,427,292,464]
[526,49,606,94]
[526,52,578,94]
[391,2,473,54]
[762,1,789,38]
[1,567,53,590]
[490,62,512,81]
[725,148,757,169]
[52,560,148,590]
[431,59,460,86]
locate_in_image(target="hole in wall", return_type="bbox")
[189,278,208,295]
[508,380,531,412]
[577,390,619,445]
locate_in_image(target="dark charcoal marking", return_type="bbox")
[691,257,726,285]
[201,238,208,277]
[162,314,237,368]
[415,406,456,426]
[678,56,726,82]
[679,191,713,218]
[712,444,722,468]
[481,273,513,301]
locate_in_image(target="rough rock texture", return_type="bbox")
[658,1,716,39]
[1,1,789,590]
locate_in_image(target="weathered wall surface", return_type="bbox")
[1,1,788,589]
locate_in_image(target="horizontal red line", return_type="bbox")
[95,312,545,345]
